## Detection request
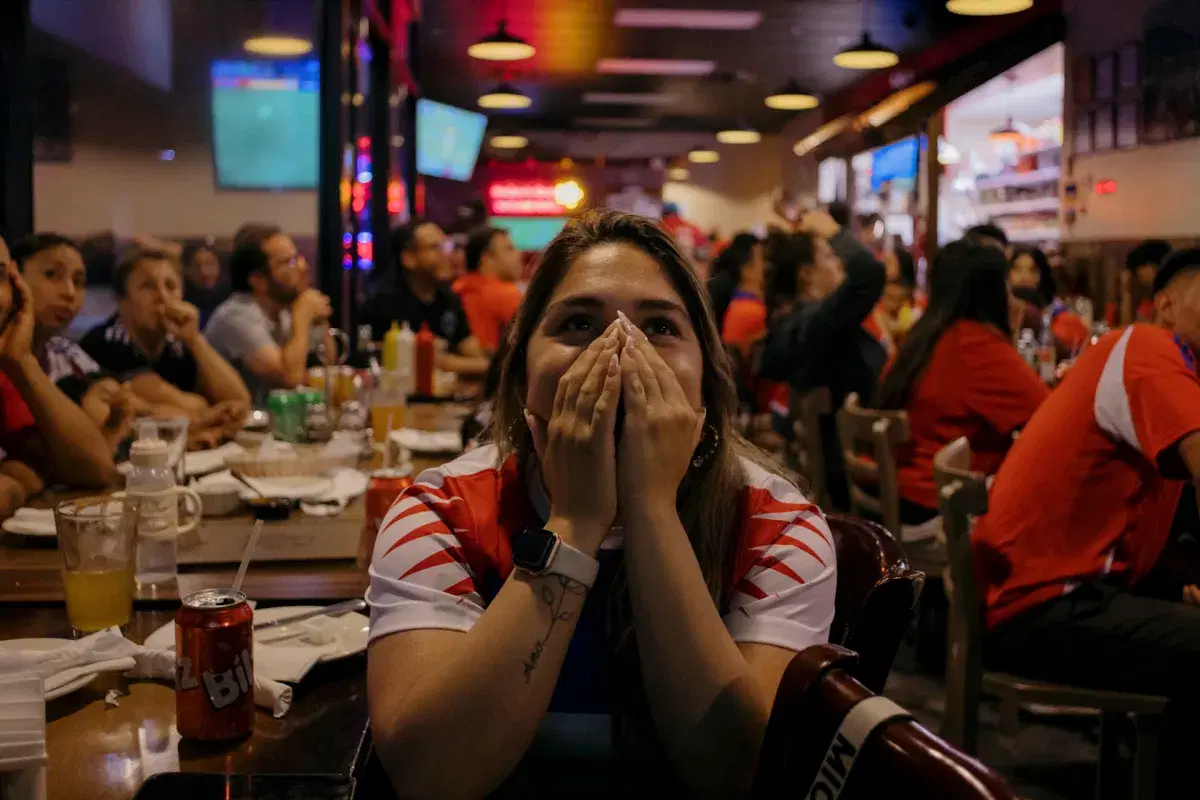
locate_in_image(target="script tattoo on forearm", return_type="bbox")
[522,575,586,684]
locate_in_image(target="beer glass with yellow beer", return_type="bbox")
[55,496,140,635]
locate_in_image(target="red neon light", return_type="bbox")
[486,180,566,217]
[1094,179,1117,195]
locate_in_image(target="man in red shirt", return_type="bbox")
[975,247,1200,795]
[0,236,116,519]
[452,226,523,354]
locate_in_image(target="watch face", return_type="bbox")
[513,528,556,571]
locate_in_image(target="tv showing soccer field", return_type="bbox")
[416,98,487,182]
[211,59,319,190]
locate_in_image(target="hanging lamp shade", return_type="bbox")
[687,147,720,164]
[244,0,313,56]
[833,32,899,70]
[715,126,761,145]
[478,82,532,110]
[490,134,529,149]
[765,79,819,110]
[468,20,535,61]
[666,165,690,181]
[989,117,1023,142]
[947,0,1033,15]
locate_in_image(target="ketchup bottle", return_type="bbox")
[415,323,435,395]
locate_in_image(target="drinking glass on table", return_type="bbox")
[144,416,189,485]
[55,496,140,636]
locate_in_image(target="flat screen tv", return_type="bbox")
[870,136,920,193]
[416,98,487,182]
[211,59,319,190]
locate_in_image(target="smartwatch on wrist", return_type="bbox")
[512,527,600,589]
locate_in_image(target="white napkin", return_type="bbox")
[0,628,293,718]
[0,671,46,800]
[125,648,292,719]
[183,442,246,476]
[3,508,55,536]
[258,436,297,460]
[389,428,462,454]
[300,468,369,517]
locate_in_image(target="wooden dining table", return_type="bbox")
[0,441,459,800]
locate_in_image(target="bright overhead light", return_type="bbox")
[833,32,899,70]
[244,35,312,56]
[989,117,1024,142]
[554,179,585,210]
[667,166,690,181]
[614,9,763,30]
[490,134,528,149]
[573,117,655,128]
[478,83,532,109]
[765,79,819,111]
[581,92,677,105]
[947,0,1033,15]
[858,81,936,127]
[716,127,761,145]
[467,20,535,61]
[596,58,715,76]
[688,147,720,164]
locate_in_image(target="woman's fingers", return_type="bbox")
[591,352,623,436]
[576,348,619,424]
[638,335,691,407]
[556,322,619,417]
[624,334,664,406]
[620,337,647,413]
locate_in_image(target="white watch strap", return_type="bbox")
[547,538,600,589]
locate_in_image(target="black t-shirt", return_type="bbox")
[79,314,200,393]
[361,272,472,349]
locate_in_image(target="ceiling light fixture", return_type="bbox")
[467,19,535,61]
[834,2,898,70]
[716,126,761,144]
[989,117,1024,142]
[793,116,851,156]
[490,134,529,149]
[244,34,312,56]
[946,0,1034,15]
[688,147,720,164]
[596,58,715,76]
[667,166,690,181]
[834,32,899,70]
[766,79,819,110]
[614,9,763,30]
[478,82,532,109]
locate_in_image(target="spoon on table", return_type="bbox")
[230,470,292,520]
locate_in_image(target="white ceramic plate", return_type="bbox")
[0,639,100,700]
[143,606,368,664]
[236,476,335,502]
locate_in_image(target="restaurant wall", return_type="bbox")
[1063,0,1200,246]
[662,135,789,238]
[34,143,319,238]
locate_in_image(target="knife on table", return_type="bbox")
[252,599,367,630]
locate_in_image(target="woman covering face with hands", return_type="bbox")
[366,211,836,797]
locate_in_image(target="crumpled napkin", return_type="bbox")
[389,428,462,454]
[300,468,369,517]
[0,628,292,718]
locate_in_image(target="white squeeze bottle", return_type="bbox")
[396,322,416,396]
[127,422,180,587]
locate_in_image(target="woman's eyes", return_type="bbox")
[555,313,600,336]
[642,317,681,338]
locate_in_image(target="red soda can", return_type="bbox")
[175,588,255,740]
[359,467,414,567]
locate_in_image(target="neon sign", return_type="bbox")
[486,179,584,216]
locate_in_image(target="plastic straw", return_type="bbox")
[232,520,264,595]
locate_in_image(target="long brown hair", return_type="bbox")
[487,210,789,746]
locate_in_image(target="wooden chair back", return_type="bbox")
[826,513,925,693]
[755,644,1019,800]
[836,393,910,537]
[933,437,990,751]
[789,386,832,507]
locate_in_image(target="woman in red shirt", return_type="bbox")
[875,240,1050,523]
[1009,246,1090,354]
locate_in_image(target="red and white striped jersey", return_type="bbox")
[367,444,836,657]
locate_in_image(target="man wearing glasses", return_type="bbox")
[361,220,490,378]
[205,224,332,403]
